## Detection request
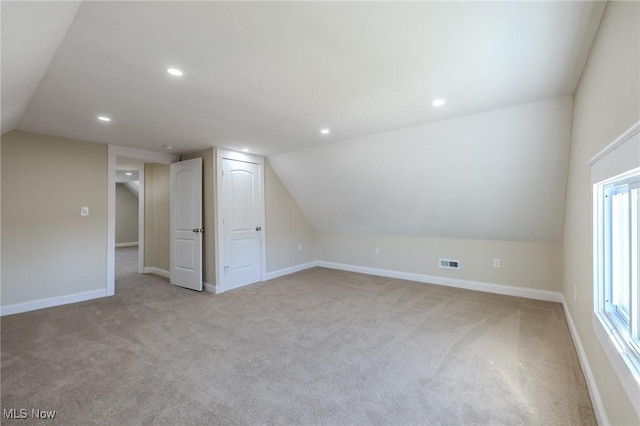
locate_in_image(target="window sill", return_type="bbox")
[593,312,640,416]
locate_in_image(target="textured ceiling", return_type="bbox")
[2,1,605,156]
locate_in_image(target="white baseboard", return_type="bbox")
[143,267,170,279]
[316,261,563,303]
[204,282,216,294]
[264,261,319,281]
[0,289,107,317]
[115,242,139,248]
[561,296,609,426]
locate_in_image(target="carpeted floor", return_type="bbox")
[1,247,595,425]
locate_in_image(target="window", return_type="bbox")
[596,172,640,367]
[589,121,640,412]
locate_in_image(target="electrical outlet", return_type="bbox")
[439,258,460,270]
[80,206,89,216]
[374,247,380,256]
[493,258,501,268]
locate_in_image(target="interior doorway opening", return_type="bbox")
[114,156,174,294]
[115,157,143,277]
[108,146,178,296]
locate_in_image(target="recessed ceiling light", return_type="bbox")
[320,128,330,135]
[432,98,446,107]
[167,68,183,77]
[125,172,132,176]
[242,148,250,152]
[97,116,111,122]
[163,144,175,150]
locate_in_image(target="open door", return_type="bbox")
[170,158,203,291]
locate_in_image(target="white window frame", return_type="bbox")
[589,120,640,416]
[594,171,640,360]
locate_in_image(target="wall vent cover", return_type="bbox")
[439,258,460,270]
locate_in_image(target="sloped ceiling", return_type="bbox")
[1,1,606,243]
[269,97,573,243]
[3,1,605,156]
[0,1,80,134]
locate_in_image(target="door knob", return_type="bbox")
[255,226,262,231]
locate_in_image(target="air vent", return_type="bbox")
[439,258,460,270]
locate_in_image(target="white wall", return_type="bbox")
[563,1,640,424]
[1,130,107,307]
[269,96,572,243]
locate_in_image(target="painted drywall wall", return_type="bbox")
[317,233,561,291]
[562,1,640,424]
[181,148,216,286]
[269,96,572,243]
[1,130,107,305]
[265,160,317,272]
[115,183,138,244]
[269,96,572,291]
[144,163,170,272]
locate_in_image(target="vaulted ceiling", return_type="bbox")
[2,1,608,243]
[2,1,605,156]
[270,96,573,242]
[1,1,80,135]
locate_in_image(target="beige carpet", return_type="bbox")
[1,247,595,425]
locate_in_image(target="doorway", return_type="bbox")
[109,146,266,296]
[107,146,178,296]
[115,158,143,275]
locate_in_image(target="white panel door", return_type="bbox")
[222,159,262,291]
[170,158,203,291]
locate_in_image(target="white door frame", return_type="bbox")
[107,145,178,296]
[216,149,266,294]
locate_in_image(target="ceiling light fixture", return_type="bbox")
[163,144,175,150]
[97,116,111,122]
[126,172,132,176]
[432,98,446,107]
[167,68,183,77]
[320,128,330,135]
[242,148,250,152]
